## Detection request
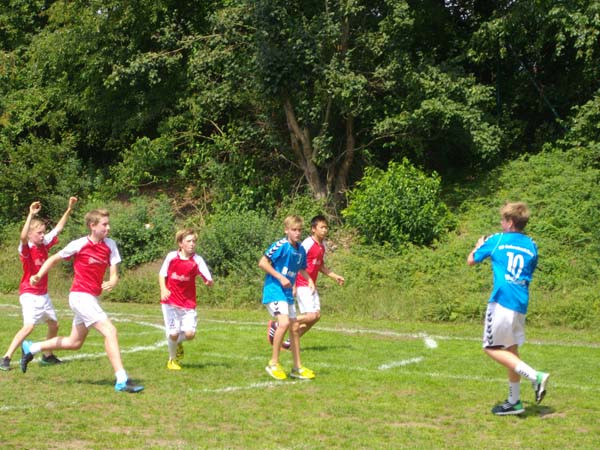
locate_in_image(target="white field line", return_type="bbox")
[2,303,599,349]
[0,304,598,402]
[378,357,424,370]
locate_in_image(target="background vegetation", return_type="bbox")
[1,1,599,328]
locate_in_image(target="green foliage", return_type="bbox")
[343,160,454,248]
[197,208,276,277]
[81,196,175,270]
[0,136,89,228]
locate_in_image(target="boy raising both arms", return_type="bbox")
[159,229,213,370]
[267,215,344,347]
[23,209,144,393]
[0,197,77,371]
[259,215,315,381]
[467,202,549,415]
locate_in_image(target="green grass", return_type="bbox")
[1,296,599,448]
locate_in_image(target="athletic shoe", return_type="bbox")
[282,339,291,350]
[20,340,34,373]
[40,354,63,366]
[290,365,315,380]
[491,400,525,416]
[265,362,287,380]
[176,343,184,361]
[534,372,550,404]
[115,379,144,393]
[167,359,182,370]
[267,320,277,345]
[0,356,10,371]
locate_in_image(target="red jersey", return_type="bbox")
[295,236,325,287]
[18,229,59,295]
[58,236,121,296]
[159,251,213,309]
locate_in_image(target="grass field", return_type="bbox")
[1,297,599,449]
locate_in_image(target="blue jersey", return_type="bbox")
[262,238,307,305]
[473,232,538,314]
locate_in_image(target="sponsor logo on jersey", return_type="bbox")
[88,256,105,265]
[171,273,191,282]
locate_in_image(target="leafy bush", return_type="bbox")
[197,208,276,277]
[342,159,454,248]
[74,196,175,269]
[0,136,89,228]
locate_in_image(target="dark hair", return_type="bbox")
[310,214,328,229]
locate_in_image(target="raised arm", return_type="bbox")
[53,196,78,234]
[20,201,42,245]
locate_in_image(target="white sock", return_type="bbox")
[515,361,537,382]
[177,332,185,343]
[168,339,178,360]
[29,343,42,355]
[509,382,521,404]
[115,369,128,384]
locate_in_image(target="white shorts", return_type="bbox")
[296,286,320,314]
[69,292,108,328]
[19,293,58,325]
[161,303,197,337]
[265,301,296,320]
[482,302,526,349]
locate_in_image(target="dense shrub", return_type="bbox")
[197,208,276,277]
[342,159,454,248]
[73,196,176,269]
[0,136,89,228]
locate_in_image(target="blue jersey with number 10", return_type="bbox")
[262,238,307,305]
[473,232,538,314]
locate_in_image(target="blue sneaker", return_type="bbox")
[20,340,34,373]
[115,379,144,393]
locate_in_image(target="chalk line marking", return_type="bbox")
[378,357,425,370]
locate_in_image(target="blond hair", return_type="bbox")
[283,215,303,230]
[500,202,530,231]
[28,218,46,232]
[85,209,109,228]
[176,228,197,245]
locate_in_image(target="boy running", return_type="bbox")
[259,215,315,380]
[23,208,144,393]
[159,229,213,370]
[467,202,549,415]
[267,215,344,347]
[0,197,77,371]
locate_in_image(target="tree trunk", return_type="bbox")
[283,97,327,199]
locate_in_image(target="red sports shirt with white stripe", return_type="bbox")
[18,228,59,295]
[159,251,213,309]
[58,236,121,296]
[295,236,325,287]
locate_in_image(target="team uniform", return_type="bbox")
[57,236,121,327]
[295,236,325,313]
[159,251,213,337]
[18,228,60,325]
[262,238,307,319]
[472,232,538,349]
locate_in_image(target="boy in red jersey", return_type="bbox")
[267,215,344,348]
[0,197,77,371]
[159,229,213,370]
[22,209,144,393]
